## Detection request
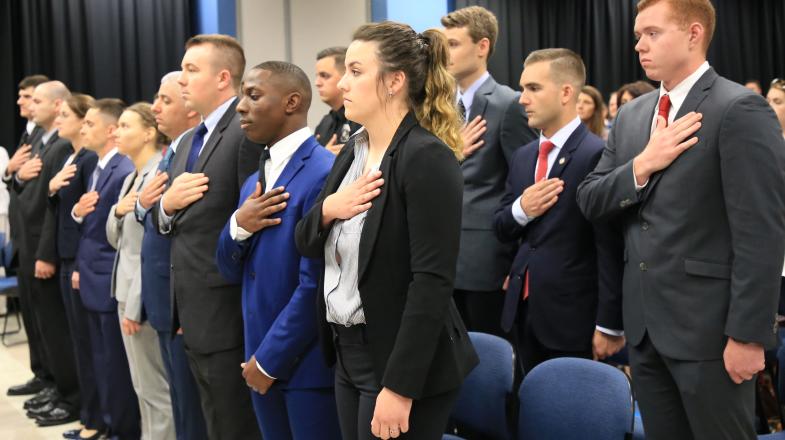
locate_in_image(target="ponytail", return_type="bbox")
[416,29,464,161]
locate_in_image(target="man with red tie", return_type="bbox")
[494,48,624,373]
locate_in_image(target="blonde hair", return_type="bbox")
[352,22,463,160]
[440,6,499,58]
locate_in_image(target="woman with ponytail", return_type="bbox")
[296,21,478,440]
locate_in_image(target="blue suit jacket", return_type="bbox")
[139,149,176,331]
[494,123,623,351]
[216,136,334,389]
[76,153,134,313]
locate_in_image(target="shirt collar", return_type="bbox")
[169,130,189,153]
[539,116,582,150]
[41,128,58,145]
[457,71,491,109]
[201,96,237,136]
[269,127,312,166]
[26,121,36,135]
[96,147,118,170]
[658,61,710,111]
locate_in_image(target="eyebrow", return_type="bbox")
[347,61,362,68]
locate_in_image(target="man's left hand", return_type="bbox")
[241,355,275,394]
[592,330,625,360]
[724,337,765,384]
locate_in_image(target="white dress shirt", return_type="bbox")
[633,61,711,190]
[71,148,118,224]
[159,96,237,229]
[510,116,582,226]
[230,127,311,241]
[457,71,490,121]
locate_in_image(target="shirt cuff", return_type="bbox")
[596,325,624,337]
[2,172,13,183]
[256,360,276,380]
[158,199,174,232]
[632,162,648,191]
[230,211,253,242]
[71,206,84,224]
[511,196,531,226]
[134,200,148,223]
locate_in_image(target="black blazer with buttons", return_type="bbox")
[48,148,98,261]
[295,112,479,399]
[577,68,785,360]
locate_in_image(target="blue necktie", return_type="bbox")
[185,123,208,173]
[88,165,103,192]
[159,144,176,173]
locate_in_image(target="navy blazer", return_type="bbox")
[76,153,134,313]
[494,123,623,352]
[49,148,99,261]
[216,136,335,389]
[139,147,178,332]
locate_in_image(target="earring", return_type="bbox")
[388,89,394,97]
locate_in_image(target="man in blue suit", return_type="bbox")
[72,99,140,439]
[494,49,625,373]
[215,61,340,439]
[137,72,208,440]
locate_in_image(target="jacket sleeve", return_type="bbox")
[35,144,72,263]
[381,140,464,399]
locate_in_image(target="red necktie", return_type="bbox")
[523,140,556,300]
[657,94,671,127]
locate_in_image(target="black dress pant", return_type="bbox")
[333,324,459,440]
[629,333,756,440]
[19,260,79,409]
[453,289,507,339]
[184,345,261,440]
[15,264,53,383]
[515,299,592,375]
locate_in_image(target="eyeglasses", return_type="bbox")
[772,78,785,91]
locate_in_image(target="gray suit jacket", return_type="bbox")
[152,98,262,354]
[577,68,785,360]
[457,75,537,291]
[107,153,162,322]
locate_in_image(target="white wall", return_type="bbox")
[237,0,370,129]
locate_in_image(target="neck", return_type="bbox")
[200,93,234,118]
[71,135,84,153]
[269,121,307,149]
[542,109,577,139]
[131,145,156,171]
[96,143,114,160]
[662,58,705,91]
[164,120,198,143]
[328,99,343,112]
[40,121,55,133]
[458,66,487,92]
[365,109,407,156]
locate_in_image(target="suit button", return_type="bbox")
[620,199,631,208]
[170,264,174,270]
[641,222,649,231]
[639,262,648,271]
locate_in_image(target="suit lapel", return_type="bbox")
[468,76,496,120]
[272,137,318,190]
[643,68,717,199]
[358,113,419,282]
[193,99,238,173]
[547,124,587,180]
[96,154,121,193]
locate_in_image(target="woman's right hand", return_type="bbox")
[49,164,77,194]
[321,170,384,227]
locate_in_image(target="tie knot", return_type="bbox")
[539,140,555,157]
[196,122,208,136]
[259,147,271,161]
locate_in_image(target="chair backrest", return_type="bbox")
[449,332,515,440]
[518,357,634,440]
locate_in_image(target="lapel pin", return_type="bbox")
[559,157,566,165]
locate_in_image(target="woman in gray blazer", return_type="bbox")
[106,103,174,440]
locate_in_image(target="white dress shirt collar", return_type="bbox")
[41,128,58,146]
[457,71,491,120]
[268,126,311,170]
[539,116,583,150]
[657,61,711,120]
[201,96,237,141]
[169,130,189,153]
[97,147,119,170]
[26,120,36,135]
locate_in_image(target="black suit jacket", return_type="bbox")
[13,132,73,269]
[495,123,623,351]
[152,98,262,354]
[577,68,785,360]
[48,148,98,261]
[8,125,45,247]
[296,112,479,399]
[456,75,538,291]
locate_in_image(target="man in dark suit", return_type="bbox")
[216,61,341,439]
[576,1,785,438]
[4,74,52,398]
[139,71,208,440]
[72,99,140,439]
[13,81,81,426]
[494,49,624,373]
[442,6,537,337]
[153,34,261,439]
[314,47,361,154]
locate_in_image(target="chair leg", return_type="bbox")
[1,305,24,347]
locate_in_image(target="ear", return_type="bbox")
[385,71,407,96]
[562,83,576,106]
[145,126,157,144]
[284,92,302,115]
[687,22,705,50]
[477,37,491,59]
[186,110,199,120]
[216,69,234,92]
